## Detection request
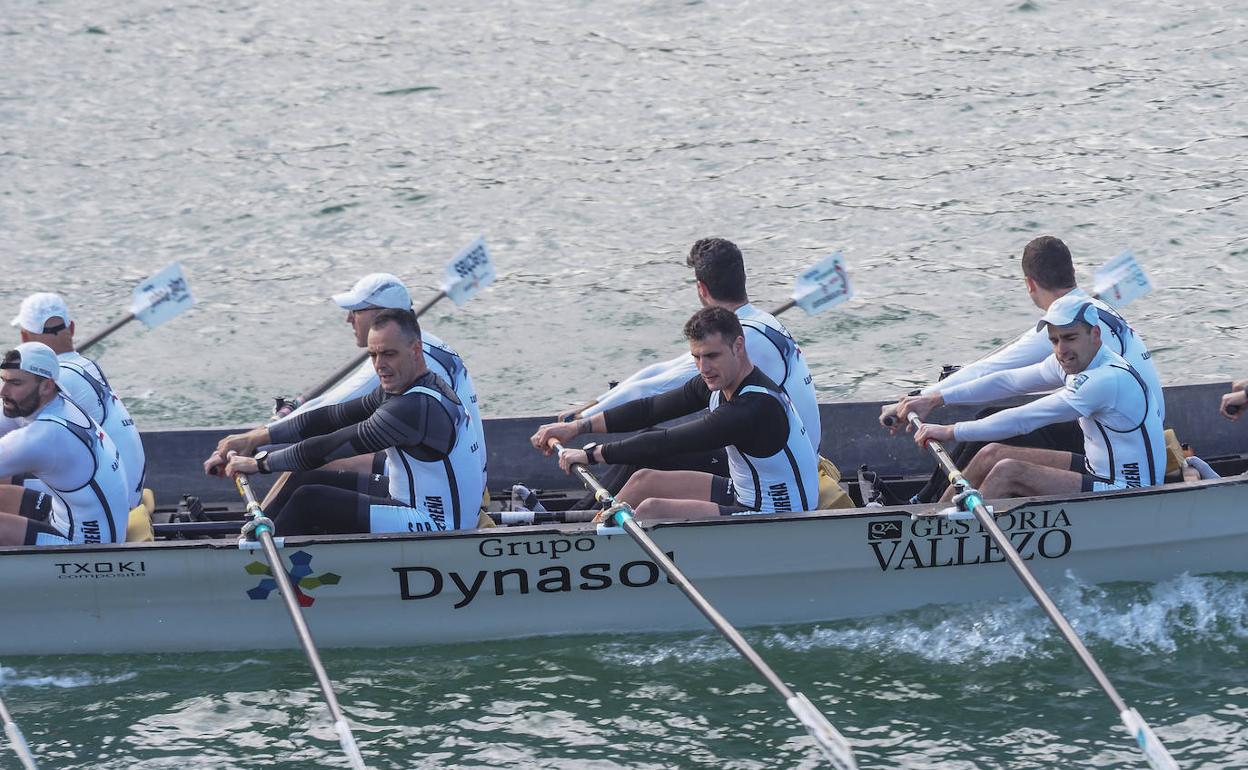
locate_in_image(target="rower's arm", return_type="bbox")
[922,327,1052,395]
[265,392,449,473]
[600,391,783,465]
[267,389,381,445]
[940,356,1064,405]
[952,393,1082,443]
[582,353,698,417]
[600,375,709,434]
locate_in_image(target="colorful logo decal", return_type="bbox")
[245,550,341,607]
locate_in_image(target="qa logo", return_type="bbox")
[245,550,341,607]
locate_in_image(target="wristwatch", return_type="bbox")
[254,450,271,474]
[582,442,600,465]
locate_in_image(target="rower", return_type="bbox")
[216,309,483,534]
[531,307,818,520]
[910,297,1165,499]
[570,237,821,454]
[883,236,1164,501]
[269,273,487,495]
[8,292,146,509]
[0,343,130,546]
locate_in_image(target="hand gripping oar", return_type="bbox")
[234,474,369,770]
[78,262,195,354]
[906,413,1179,770]
[0,693,38,770]
[551,442,859,770]
[279,237,495,416]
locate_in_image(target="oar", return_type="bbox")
[549,441,859,770]
[233,473,369,770]
[905,412,1179,770]
[0,692,38,770]
[78,261,195,353]
[282,236,495,413]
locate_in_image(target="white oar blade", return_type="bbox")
[130,261,195,329]
[441,236,496,306]
[1093,249,1152,309]
[792,251,853,315]
[787,693,858,770]
[1120,708,1179,770]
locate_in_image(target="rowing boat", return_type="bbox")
[1,381,1243,657]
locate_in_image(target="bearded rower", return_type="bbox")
[7,292,146,508]
[911,296,1165,499]
[0,343,130,546]
[532,307,818,520]
[216,309,483,534]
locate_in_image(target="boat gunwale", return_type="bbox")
[2,472,1243,558]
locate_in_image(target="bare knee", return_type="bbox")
[618,468,660,505]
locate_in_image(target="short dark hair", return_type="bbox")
[1021,236,1076,291]
[683,306,743,345]
[0,350,20,371]
[370,308,422,344]
[686,238,747,303]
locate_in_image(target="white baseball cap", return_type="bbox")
[332,273,412,311]
[0,342,60,384]
[10,292,72,333]
[1036,294,1100,331]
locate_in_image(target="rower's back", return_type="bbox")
[737,303,821,454]
[57,351,146,508]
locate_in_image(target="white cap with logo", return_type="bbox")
[11,292,72,333]
[1,342,61,384]
[332,274,412,311]
[1036,294,1100,331]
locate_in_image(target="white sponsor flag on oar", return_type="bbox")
[130,261,195,328]
[441,236,496,306]
[792,251,853,315]
[1093,249,1152,309]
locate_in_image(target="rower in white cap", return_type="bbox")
[8,292,146,509]
[910,294,1166,499]
[206,273,488,527]
[0,342,130,546]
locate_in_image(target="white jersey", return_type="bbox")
[925,287,1164,420]
[0,395,130,544]
[384,382,482,531]
[56,351,145,508]
[950,347,1165,488]
[585,303,822,453]
[277,332,487,483]
[709,384,819,512]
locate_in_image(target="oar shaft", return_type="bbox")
[0,696,38,770]
[76,313,136,354]
[768,298,797,317]
[235,476,368,770]
[910,414,1127,711]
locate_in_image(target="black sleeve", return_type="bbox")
[268,390,382,445]
[602,375,710,434]
[600,390,789,465]
[266,391,452,473]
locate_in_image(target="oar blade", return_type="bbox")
[791,251,853,316]
[130,261,195,329]
[1120,708,1179,770]
[787,693,858,770]
[441,236,496,306]
[1092,249,1152,309]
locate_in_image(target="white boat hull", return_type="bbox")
[5,476,1246,656]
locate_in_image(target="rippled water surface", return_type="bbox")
[2,0,1247,767]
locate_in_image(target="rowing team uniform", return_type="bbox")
[584,303,822,455]
[596,367,818,514]
[265,370,483,534]
[942,345,1165,491]
[274,330,487,494]
[55,351,146,507]
[0,395,130,545]
[924,287,1164,421]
